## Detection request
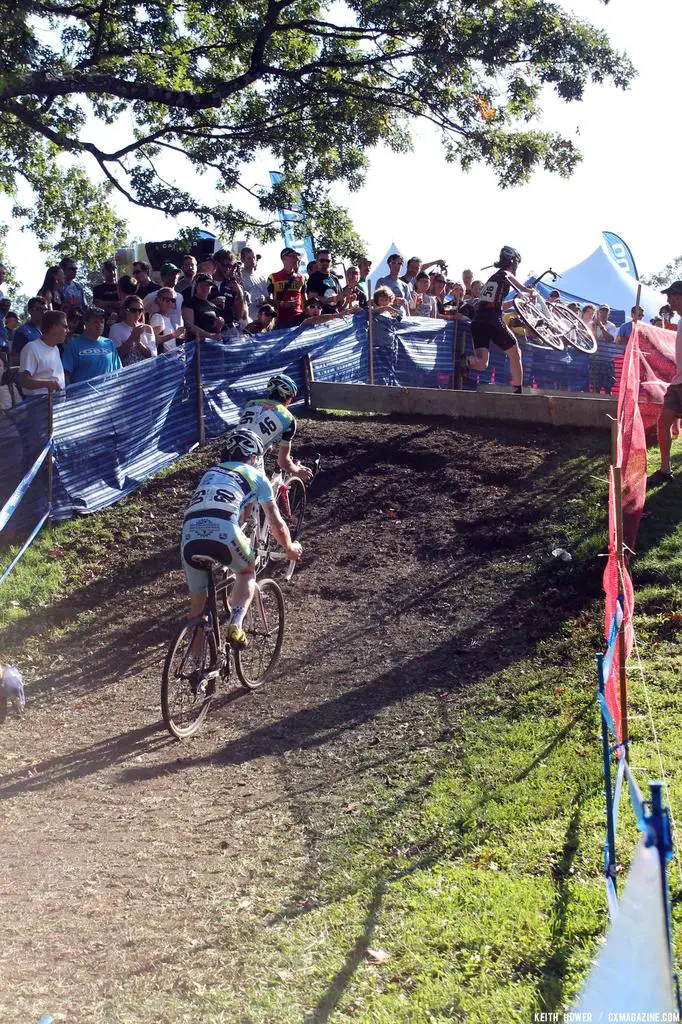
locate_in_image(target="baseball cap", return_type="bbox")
[661,280,682,297]
[194,272,213,284]
[280,247,300,259]
[161,261,180,274]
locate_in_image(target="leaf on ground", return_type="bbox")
[342,802,361,813]
[365,947,391,964]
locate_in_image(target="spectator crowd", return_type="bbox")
[0,246,677,407]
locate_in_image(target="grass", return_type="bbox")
[2,420,681,1023]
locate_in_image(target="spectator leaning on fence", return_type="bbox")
[59,256,87,310]
[62,306,122,384]
[144,263,183,325]
[19,309,67,395]
[12,297,47,362]
[109,296,157,364]
[339,267,368,312]
[648,281,682,487]
[182,273,224,341]
[150,289,185,351]
[615,306,644,344]
[410,273,439,318]
[245,303,277,335]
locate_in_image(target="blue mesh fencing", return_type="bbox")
[1,313,627,540]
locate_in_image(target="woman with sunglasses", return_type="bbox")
[109,297,157,365]
[150,288,186,352]
[181,273,224,341]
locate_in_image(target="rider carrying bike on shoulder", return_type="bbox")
[467,246,535,394]
[238,373,313,482]
[181,428,302,648]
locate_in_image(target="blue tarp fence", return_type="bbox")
[1,312,625,574]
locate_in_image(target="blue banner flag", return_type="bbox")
[269,171,315,265]
[603,231,639,280]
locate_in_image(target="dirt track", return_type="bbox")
[0,415,607,1022]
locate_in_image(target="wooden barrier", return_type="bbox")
[309,381,616,429]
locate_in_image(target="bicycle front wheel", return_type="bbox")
[161,622,217,739]
[234,579,285,690]
[278,478,307,540]
[552,304,598,354]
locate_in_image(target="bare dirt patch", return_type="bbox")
[0,415,608,1023]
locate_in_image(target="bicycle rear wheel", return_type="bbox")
[513,296,565,351]
[161,623,217,739]
[234,579,285,690]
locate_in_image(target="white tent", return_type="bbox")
[535,238,663,321]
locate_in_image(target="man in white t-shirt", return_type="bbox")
[19,310,66,395]
[648,281,682,487]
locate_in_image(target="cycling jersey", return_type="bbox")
[181,461,274,591]
[238,398,296,450]
[183,461,274,525]
[474,269,511,322]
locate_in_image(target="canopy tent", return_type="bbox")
[532,238,663,323]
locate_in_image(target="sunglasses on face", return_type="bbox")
[128,306,144,313]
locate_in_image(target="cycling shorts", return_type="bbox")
[471,317,517,353]
[180,516,255,593]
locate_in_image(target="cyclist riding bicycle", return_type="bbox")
[181,428,302,649]
[237,373,313,482]
[467,246,536,394]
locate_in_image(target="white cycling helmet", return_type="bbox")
[267,374,298,401]
[221,428,264,462]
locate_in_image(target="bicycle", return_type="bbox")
[247,454,320,581]
[513,268,597,354]
[161,562,285,739]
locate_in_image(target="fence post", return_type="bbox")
[302,354,315,411]
[367,307,375,386]
[597,653,617,896]
[195,340,205,445]
[47,388,54,511]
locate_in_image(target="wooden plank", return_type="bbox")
[309,381,616,429]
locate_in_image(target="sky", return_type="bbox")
[3,0,680,296]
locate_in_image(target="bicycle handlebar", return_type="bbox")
[528,267,562,288]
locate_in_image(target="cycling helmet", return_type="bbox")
[266,373,298,401]
[499,246,521,266]
[221,428,264,462]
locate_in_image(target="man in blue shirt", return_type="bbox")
[62,306,122,384]
[59,256,87,310]
[615,305,644,344]
[11,296,47,361]
[375,253,412,312]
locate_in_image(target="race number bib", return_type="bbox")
[479,281,499,303]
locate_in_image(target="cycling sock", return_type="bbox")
[230,605,247,628]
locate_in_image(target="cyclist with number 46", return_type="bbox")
[467,246,536,394]
[238,374,313,483]
[181,429,302,649]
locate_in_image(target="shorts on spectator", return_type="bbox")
[663,383,682,415]
[471,318,517,353]
[181,517,255,592]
